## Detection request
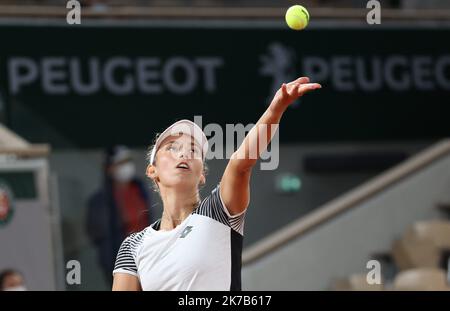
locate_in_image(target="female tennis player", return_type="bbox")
[112,77,321,291]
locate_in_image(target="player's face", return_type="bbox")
[154,134,205,189]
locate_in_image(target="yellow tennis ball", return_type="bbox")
[285,5,310,31]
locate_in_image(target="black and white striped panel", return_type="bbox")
[195,185,246,236]
[113,229,147,275]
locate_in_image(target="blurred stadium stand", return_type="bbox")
[0,0,449,21]
[0,0,448,9]
[0,125,63,290]
[242,140,450,290]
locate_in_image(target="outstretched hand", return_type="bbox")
[270,77,321,113]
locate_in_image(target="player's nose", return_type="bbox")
[177,147,191,159]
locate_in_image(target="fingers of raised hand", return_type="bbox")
[297,83,322,95]
[285,77,311,95]
[295,77,310,85]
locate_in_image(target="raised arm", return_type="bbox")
[220,77,321,215]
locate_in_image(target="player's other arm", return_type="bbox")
[220,77,321,215]
[112,273,142,291]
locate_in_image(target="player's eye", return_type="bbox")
[166,144,176,151]
[191,147,201,158]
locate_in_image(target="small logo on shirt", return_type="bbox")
[179,226,193,238]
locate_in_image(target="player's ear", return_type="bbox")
[146,164,158,181]
[199,173,206,186]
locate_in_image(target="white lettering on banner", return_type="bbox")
[7,56,224,95]
[436,56,450,89]
[42,57,70,95]
[103,57,134,95]
[332,57,355,91]
[71,58,101,95]
[7,54,450,95]
[356,57,382,91]
[195,58,223,92]
[302,55,450,92]
[8,58,38,94]
[384,56,410,91]
[137,58,162,94]
[260,43,450,94]
[413,56,434,91]
[163,57,197,94]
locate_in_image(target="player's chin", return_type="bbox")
[174,179,199,191]
[172,173,197,183]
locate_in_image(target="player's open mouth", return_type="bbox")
[176,162,190,170]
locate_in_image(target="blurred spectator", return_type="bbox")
[86,145,153,286]
[0,269,26,291]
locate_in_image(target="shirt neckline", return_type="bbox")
[149,212,195,234]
